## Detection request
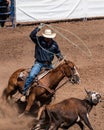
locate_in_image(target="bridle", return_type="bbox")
[54,64,76,92]
[53,61,79,92]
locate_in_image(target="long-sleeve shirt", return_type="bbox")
[30,27,63,63]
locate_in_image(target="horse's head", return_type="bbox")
[61,59,80,84]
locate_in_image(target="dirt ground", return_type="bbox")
[0,19,104,130]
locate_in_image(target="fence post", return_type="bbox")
[11,0,16,28]
[0,0,16,28]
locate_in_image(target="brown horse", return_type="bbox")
[2,59,80,113]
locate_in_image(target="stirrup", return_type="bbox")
[20,95,26,102]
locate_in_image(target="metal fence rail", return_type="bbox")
[0,0,16,28]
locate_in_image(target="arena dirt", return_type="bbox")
[0,19,104,130]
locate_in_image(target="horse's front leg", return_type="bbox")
[25,92,36,113]
[18,92,36,118]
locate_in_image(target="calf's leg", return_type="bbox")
[77,121,85,130]
[81,114,93,130]
[49,123,60,130]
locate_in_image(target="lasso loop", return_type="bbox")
[45,24,92,58]
[37,23,92,58]
[17,7,92,58]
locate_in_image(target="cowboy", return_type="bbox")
[22,23,63,95]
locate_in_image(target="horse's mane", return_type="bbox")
[52,60,65,72]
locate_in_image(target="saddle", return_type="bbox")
[18,68,51,81]
[18,68,54,94]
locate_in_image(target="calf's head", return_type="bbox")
[85,89,101,105]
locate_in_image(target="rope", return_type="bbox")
[55,26,92,57]
[17,7,92,58]
[36,23,92,58]
[46,24,92,57]
[36,37,58,56]
[42,79,70,100]
[54,79,69,92]
[37,23,92,59]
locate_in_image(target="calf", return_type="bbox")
[31,89,101,130]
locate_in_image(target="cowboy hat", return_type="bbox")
[42,29,56,38]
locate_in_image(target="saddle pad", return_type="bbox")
[18,69,51,81]
[37,70,51,80]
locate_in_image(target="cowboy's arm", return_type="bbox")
[30,23,45,44]
[56,52,64,61]
[30,27,40,44]
[54,43,64,61]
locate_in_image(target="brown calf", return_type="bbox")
[31,89,101,130]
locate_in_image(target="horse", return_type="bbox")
[2,59,80,113]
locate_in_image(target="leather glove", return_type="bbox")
[38,23,45,29]
[58,56,64,61]
[58,54,64,61]
[56,53,64,61]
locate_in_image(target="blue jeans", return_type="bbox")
[23,61,53,93]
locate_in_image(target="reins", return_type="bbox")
[37,83,54,94]
[35,72,69,95]
[43,78,70,99]
[54,61,74,92]
[54,78,69,92]
[37,61,74,94]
